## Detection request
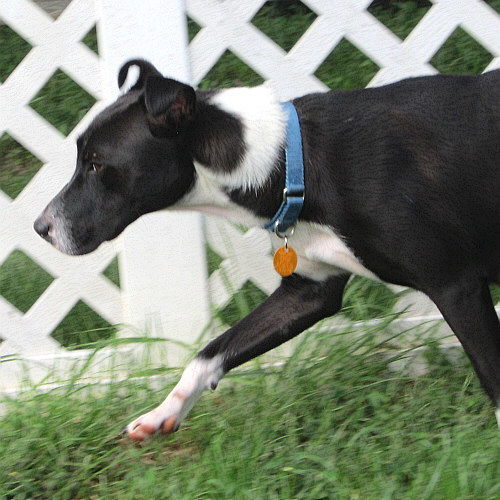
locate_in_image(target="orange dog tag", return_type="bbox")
[273,245,298,276]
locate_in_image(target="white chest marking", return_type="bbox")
[177,173,377,281]
[272,222,379,281]
[174,165,266,227]
[172,84,377,283]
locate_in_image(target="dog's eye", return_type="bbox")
[91,163,104,173]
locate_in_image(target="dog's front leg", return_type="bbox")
[125,273,350,440]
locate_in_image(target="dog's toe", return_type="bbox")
[125,410,181,441]
[128,422,158,441]
[161,416,179,434]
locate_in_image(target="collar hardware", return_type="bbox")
[263,101,305,235]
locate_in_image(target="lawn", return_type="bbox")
[1,327,499,499]
[1,2,500,498]
[0,0,499,345]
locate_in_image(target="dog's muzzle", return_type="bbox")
[34,214,53,244]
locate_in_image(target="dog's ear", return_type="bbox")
[117,59,162,92]
[143,76,196,138]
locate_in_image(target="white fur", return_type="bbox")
[175,162,267,228]
[126,355,224,437]
[176,173,375,281]
[282,222,379,281]
[204,86,287,191]
[496,408,500,428]
[173,86,376,282]
[44,206,77,255]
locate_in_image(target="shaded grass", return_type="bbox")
[0,329,498,499]
[251,0,317,53]
[0,250,54,313]
[0,134,43,199]
[29,69,96,136]
[50,301,116,349]
[0,24,32,83]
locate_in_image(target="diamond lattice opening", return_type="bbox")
[251,0,317,52]
[198,50,265,89]
[81,25,98,54]
[342,277,400,322]
[51,300,116,350]
[0,250,54,313]
[368,1,432,40]
[102,256,120,288]
[217,281,267,327]
[187,16,202,42]
[38,0,71,19]
[0,24,32,83]
[491,285,500,305]
[206,245,223,276]
[314,39,379,90]
[0,134,44,199]
[29,69,96,136]
[430,27,493,74]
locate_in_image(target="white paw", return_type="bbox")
[124,357,223,440]
[125,408,180,441]
[124,389,192,440]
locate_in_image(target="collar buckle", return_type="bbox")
[274,220,295,239]
[283,187,304,200]
[262,101,304,235]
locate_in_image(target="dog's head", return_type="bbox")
[34,60,197,255]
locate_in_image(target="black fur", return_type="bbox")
[35,60,500,413]
[200,273,350,373]
[188,99,246,174]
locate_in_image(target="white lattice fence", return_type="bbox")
[0,0,499,392]
[0,0,123,353]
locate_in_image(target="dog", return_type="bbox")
[34,59,500,439]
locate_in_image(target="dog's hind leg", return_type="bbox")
[427,275,500,427]
[125,273,350,440]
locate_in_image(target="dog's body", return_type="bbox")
[34,61,500,438]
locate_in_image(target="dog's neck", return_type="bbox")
[176,86,287,226]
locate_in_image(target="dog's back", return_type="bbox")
[294,70,500,288]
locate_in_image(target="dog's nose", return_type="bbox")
[34,216,52,242]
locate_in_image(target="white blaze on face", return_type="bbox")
[40,203,78,256]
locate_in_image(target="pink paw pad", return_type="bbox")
[128,423,157,441]
[161,416,179,434]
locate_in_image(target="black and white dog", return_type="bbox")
[34,60,500,439]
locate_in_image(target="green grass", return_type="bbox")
[2,0,500,340]
[0,250,54,313]
[1,329,498,499]
[0,134,43,199]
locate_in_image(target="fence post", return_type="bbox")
[97,0,210,365]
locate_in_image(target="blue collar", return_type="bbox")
[262,101,305,235]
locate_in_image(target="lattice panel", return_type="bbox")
[0,0,122,357]
[187,0,500,96]
[1,0,499,366]
[192,0,500,316]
